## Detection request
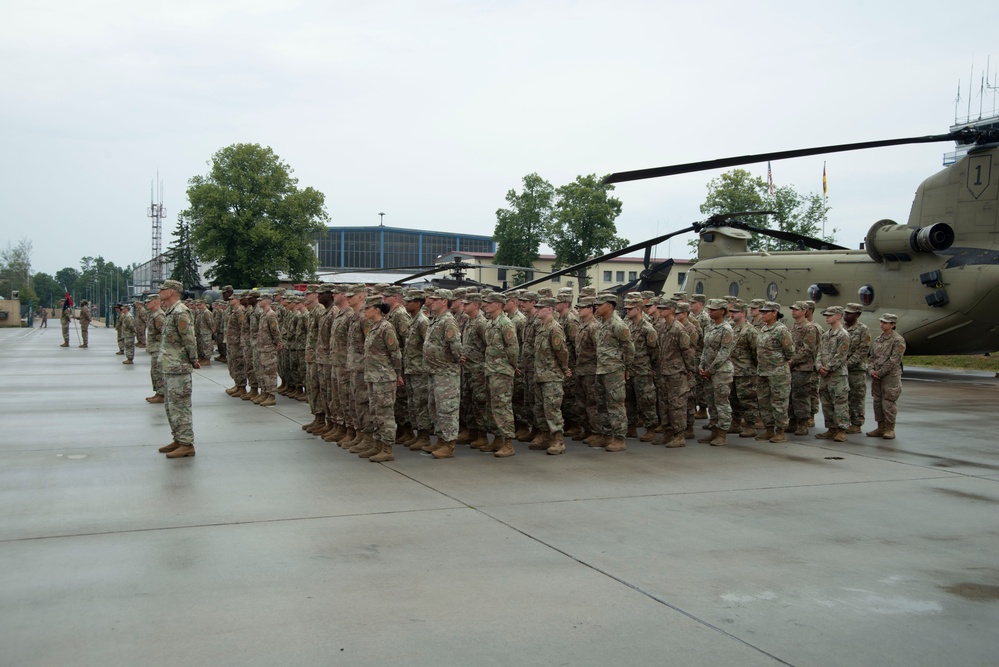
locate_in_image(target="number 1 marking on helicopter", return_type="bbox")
[967,155,992,199]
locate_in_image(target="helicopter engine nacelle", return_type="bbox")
[864,219,955,263]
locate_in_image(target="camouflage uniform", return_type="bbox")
[845,316,872,428]
[214,301,226,359]
[699,316,735,431]
[424,309,462,440]
[331,303,354,427]
[729,319,760,429]
[60,305,72,345]
[461,309,489,434]
[626,313,660,429]
[249,302,262,389]
[387,302,411,430]
[870,328,906,425]
[304,299,326,415]
[534,315,569,433]
[680,314,701,429]
[817,323,850,430]
[115,308,124,352]
[520,312,540,431]
[225,300,246,388]
[160,299,198,446]
[693,306,711,410]
[509,309,528,429]
[241,302,257,391]
[555,299,580,429]
[147,305,166,396]
[574,315,601,436]
[757,319,795,430]
[364,317,402,447]
[657,317,695,436]
[135,304,147,347]
[257,306,282,395]
[196,305,215,361]
[346,308,371,434]
[120,308,136,361]
[594,309,635,440]
[79,304,92,346]
[317,300,338,422]
[790,319,819,426]
[404,308,432,433]
[484,309,519,438]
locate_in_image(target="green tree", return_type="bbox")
[698,168,834,252]
[182,143,329,287]
[55,267,80,295]
[165,216,202,288]
[0,238,36,302]
[546,174,628,286]
[31,272,63,309]
[493,173,554,285]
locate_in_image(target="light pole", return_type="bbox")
[379,212,385,227]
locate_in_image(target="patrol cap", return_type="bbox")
[723,295,739,303]
[463,293,482,305]
[145,294,159,303]
[706,298,728,310]
[405,289,426,301]
[383,285,403,297]
[879,313,898,323]
[372,283,390,293]
[691,294,706,304]
[657,298,677,310]
[222,285,234,292]
[483,292,507,304]
[452,288,468,298]
[579,286,597,298]
[506,289,523,300]
[537,288,553,298]
[844,302,863,314]
[556,292,574,303]
[274,287,286,296]
[625,296,644,309]
[247,290,261,298]
[364,295,384,308]
[227,291,240,300]
[594,293,618,305]
[672,291,689,301]
[345,283,367,297]
[520,291,539,302]
[791,300,808,311]
[432,289,454,301]
[305,284,319,294]
[760,301,781,312]
[675,302,691,313]
[159,279,183,293]
[640,290,656,300]
[728,301,747,313]
[258,292,272,301]
[804,300,816,311]
[577,297,596,308]
[332,283,349,294]
[318,284,335,293]
[537,297,557,308]
[822,306,844,316]
[749,298,766,308]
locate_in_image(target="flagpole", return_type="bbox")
[822,161,828,238]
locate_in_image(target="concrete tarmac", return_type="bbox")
[2,325,998,667]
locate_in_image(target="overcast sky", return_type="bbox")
[3,0,998,277]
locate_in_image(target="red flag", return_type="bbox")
[63,288,73,307]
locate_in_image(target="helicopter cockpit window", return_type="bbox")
[859,284,875,306]
[728,282,739,297]
[695,281,705,295]
[808,284,823,303]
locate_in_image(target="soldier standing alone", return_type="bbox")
[815,306,850,442]
[868,313,906,440]
[156,280,200,458]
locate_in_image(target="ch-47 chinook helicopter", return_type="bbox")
[513,128,999,355]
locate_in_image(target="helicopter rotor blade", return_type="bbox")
[604,131,970,184]
[731,222,848,251]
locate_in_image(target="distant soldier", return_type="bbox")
[156,280,200,459]
[195,300,215,364]
[423,289,463,459]
[789,301,819,435]
[225,292,247,398]
[728,301,760,438]
[403,290,433,452]
[814,305,851,441]
[698,299,735,446]
[361,295,403,463]
[120,303,136,365]
[654,300,694,447]
[39,308,48,328]
[145,294,166,404]
[480,291,519,457]
[867,313,906,440]
[76,300,92,348]
[254,293,282,407]
[58,298,72,347]
[756,302,795,443]
[624,294,659,442]
[592,293,635,452]
[216,285,233,361]
[114,304,124,354]
[134,301,147,348]
[843,303,872,433]
[532,297,570,455]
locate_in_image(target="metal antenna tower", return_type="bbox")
[147,173,166,289]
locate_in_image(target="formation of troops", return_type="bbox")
[62,280,909,461]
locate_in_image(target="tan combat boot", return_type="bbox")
[411,429,432,451]
[807,416,815,428]
[769,428,787,443]
[339,427,358,449]
[303,414,323,432]
[572,429,591,442]
[322,425,342,443]
[846,424,862,434]
[455,428,472,445]
[349,432,374,454]
[259,393,276,407]
[479,435,500,453]
[241,387,259,401]
[469,431,490,450]
[639,428,657,442]
[494,437,516,458]
[564,425,582,439]
[314,419,335,437]
[698,428,716,444]
[232,387,248,399]
[368,443,395,462]
[739,425,757,438]
[523,427,541,444]
[226,385,241,396]
[397,429,417,446]
[147,394,164,404]
[709,429,728,446]
[727,423,742,434]
[866,422,886,437]
[605,437,627,452]
[882,422,896,439]
[814,428,836,439]
[588,434,610,448]
[422,436,443,453]
[833,428,848,442]
[122,359,133,365]
[626,424,638,438]
[684,426,695,439]
[165,444,195,458]
[529,431,551,450]
[546,431,566,455]
[431,440,455,459]
[794,423,810,436]
[665,433,687,448]
[694,408,708,420]
[357,435,381,458]
[158,441,181,453]
[756,427,776,441]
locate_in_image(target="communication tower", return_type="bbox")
[147,175,166,288]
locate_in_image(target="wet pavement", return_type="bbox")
[2,325,998,666]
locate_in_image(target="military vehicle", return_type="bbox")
[514,129,999,355]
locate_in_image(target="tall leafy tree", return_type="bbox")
[31,272,62,308]
[698,168,834,252]
[0,238,36,302]
[546,174,627,286]
[493,173,554,285]
[165,216,203,288]
[182,143,329,287]
[55,267,80,295]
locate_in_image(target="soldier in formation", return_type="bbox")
[145,294,166,404]
[867,313,906,440]
[76,300,92,348]
[120,303,136,365]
